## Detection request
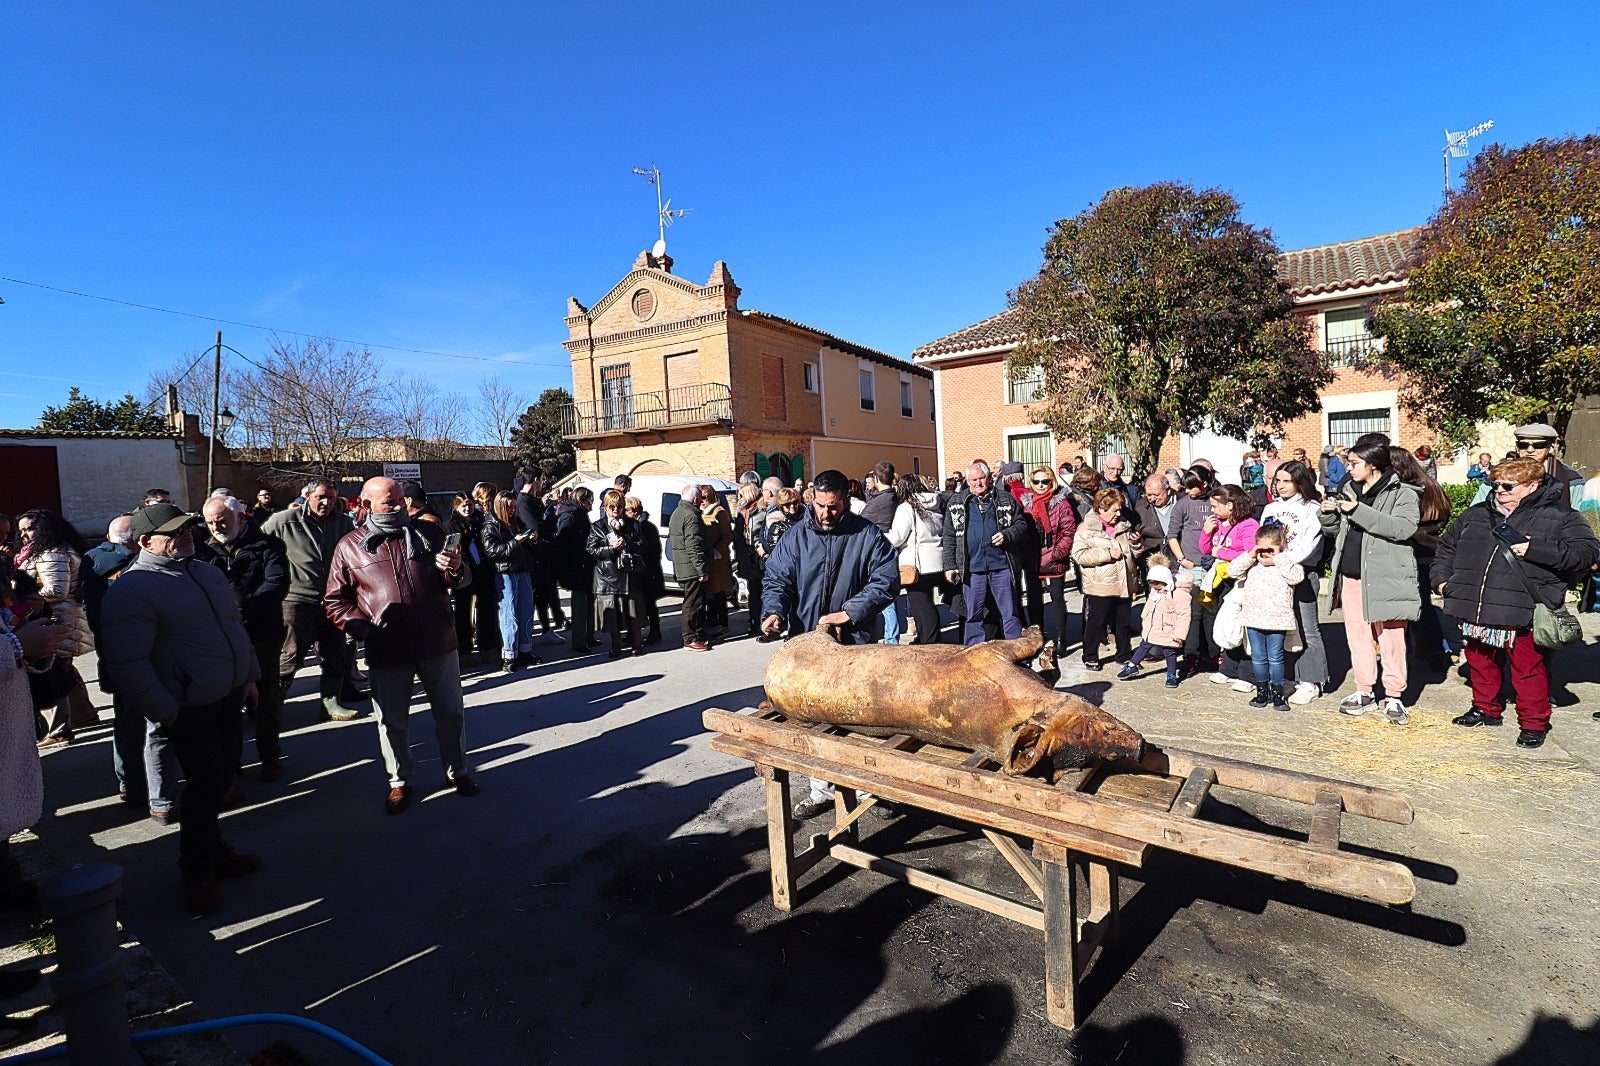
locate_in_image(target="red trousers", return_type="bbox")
[1465,629,1553,731]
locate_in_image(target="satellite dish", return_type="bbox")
[652,238,668,258]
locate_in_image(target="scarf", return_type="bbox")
[360,510,425,558]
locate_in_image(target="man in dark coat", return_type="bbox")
[196,496,290,781]
[668,485,711,650]
[555,489,598,653]
[760,469,898,645]
[942,460,1031,645]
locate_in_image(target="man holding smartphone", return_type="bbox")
[324,477,476,814]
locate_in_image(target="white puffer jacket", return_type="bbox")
[889,495,945,576]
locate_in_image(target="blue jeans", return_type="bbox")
[882,599,901,644]
[497,572,535,658]
[963,570,1023,646]
[1247,628,1286,686]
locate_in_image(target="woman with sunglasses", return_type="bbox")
[1019,465,1077,645]
[1258,460,1328,703]
[621,498,665,644]
[1319,435,1421,724]
[1432,457,1598,748]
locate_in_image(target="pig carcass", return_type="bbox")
[761,625,1144,775]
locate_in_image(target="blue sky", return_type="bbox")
[2,2,1596,432]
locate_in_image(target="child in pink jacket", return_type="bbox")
[1230,524,1304,711]
[1117,557,1193,688]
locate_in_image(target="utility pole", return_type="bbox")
[208,329,222,494]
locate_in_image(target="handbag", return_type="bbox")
[1213,587,1247,651]
[28,655,84,713]
[898,563,919,587]
[1497,544,1583,649]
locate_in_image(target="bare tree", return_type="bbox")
[144,348,232,436]
[230,336,391,478]
[387,375,470,460]
[475,373,527,456]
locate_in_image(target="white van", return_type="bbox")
[575,475,743,592]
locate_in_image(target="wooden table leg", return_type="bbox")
[833,786,860,846]
[1039,846,1081,1029]
[1087,860,1120,951]
[757,764,797,912]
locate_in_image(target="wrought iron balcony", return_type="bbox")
[1323,335,1383,368]
[560,381,734,439]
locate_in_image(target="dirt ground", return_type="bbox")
[6,601,1600,1065]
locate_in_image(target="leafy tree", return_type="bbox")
[1369,134,1600,442]
[37,387,168,433]
[511,387,576,480]
[1009,183,1329,476]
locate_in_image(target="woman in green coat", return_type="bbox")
[1319,435,1421,724]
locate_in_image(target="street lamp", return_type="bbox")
[218,406,236,439]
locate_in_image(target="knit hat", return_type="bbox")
[999,461,1024,477]
[1146,565,1174,590]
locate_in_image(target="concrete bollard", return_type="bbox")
[39,861,134,1066]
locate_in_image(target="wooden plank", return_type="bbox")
[832,787,861,847]
[830,844,1045,932]
[962,751,992,769]
[1040,850,1080,1028]
[982,829,1046,900]
[1140,744,1413,825]
[1094,769,1183,810]
[715,736,1147,865]
[756,764,797,912]
[1170,766,1218,819]
[711,733,1414,905]
[1308,790,1344,853]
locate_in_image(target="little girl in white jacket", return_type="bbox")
[1230,525,1303,711]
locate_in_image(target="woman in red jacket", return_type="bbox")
[1020,465,1078,645]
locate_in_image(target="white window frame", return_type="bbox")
[858,367,876,412]
[1002,424,1054,470]
[1320,389,1398,450]
[802,362,818,393]
[899,378,914,419]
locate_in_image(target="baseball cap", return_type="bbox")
[129,503,202,539]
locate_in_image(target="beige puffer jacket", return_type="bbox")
[1070,514,1143,598]
[20,547,82,604]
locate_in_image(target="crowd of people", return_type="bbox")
[2,422,1597,916]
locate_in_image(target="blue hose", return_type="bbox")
[0,1012,393,1065]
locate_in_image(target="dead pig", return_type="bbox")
[761,625,1145,774]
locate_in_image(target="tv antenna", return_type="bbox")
[631,162,691,258]
[1443,120,1493,197]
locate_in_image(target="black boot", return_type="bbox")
[1271,684,1290,711]
[1248,682,1271,708]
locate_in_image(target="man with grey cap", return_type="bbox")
[1513,423,1584,505]
[100,503,262,916]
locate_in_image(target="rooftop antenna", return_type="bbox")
[1443,120,1494,198]
[631,162,691,258]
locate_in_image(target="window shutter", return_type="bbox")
[790,455,804,482]
[755,453,770,479]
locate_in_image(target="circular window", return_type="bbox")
[631,288,656,322]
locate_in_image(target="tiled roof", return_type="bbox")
[911,308,1024,361]
[741,310,931,378]
[913,228,1426,360]
[0,428,180,440]
[1277,227,1424,297]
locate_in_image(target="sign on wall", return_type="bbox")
[383,463,422,484]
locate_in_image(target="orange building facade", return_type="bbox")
[913,229,1487,483]
[561,251,935,482]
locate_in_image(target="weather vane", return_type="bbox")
[631,162,691,257]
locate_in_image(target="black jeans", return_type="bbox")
[1082,595,1132,665]
[281,601,359,699]
[1040,575,1070,644]
[159,689,244,876]
[681,579,708,644]
[905,573,943,644]
[1022,569,1045,629]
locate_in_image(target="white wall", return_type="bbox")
[3,437,189,533]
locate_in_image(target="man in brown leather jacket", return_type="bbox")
[324,477,476,814]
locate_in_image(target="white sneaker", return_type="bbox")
[1209,672,1232,685]
[1383,698,1409,725]
[1288,682,1321,705]
[1339,692,1375,716]
[1230,679,1255,693]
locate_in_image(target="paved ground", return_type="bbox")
[7,593,1600,1064]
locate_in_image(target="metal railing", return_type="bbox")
[1007,372,1044,405]
[559,382,733,438]
[1323,335,1382,368]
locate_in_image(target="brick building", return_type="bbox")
[560,250,935,482]
[913,228,1497,483]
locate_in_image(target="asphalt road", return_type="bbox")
[20,596,1600,1065]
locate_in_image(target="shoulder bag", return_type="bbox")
[1497,544,1582,649]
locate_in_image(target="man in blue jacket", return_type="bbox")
[760,469,898,645]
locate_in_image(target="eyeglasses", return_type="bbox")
[1492,481,1522,492]
[1031,480,1052,486]
[1515,440,1551,450]
[781,505,802,512]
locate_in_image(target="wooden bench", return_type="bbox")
[704,705,1416,1030]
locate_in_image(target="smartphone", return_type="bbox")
[1492,522,1528,545]
[442,532,462,553]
